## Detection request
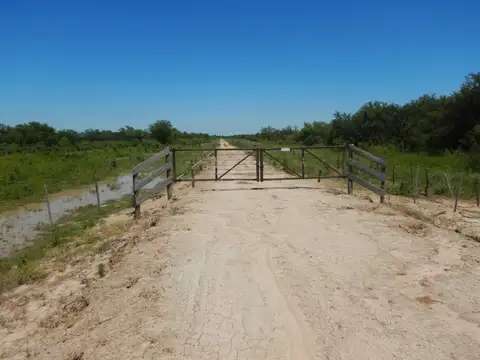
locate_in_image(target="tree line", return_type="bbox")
[0,120,215,154]
[232,73,480,154]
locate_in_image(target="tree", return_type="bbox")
[149,120,173,145]
[297,121,331,145]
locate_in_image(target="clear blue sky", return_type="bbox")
[1,0,478,135]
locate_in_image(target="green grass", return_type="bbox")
[367,146,480,199]
[228,138,480,200]
[0,139,223,213]
[0,138,220,293]
[0,141,164,213]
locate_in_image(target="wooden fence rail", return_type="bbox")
[130,144,389,217]
[347,144,387,203]
[132,147,172,218]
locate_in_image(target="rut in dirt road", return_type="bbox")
[1,142,479,360]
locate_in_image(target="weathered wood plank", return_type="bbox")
[134,162,171,191]
[136,177,172,205]
[348,144,385,166]
[348,173,385,196]
[348,159,386,182]
[132,147,170,175]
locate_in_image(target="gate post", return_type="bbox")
[260,149,264,182]
[214,149,218,181]
[172,149,177,181]
[256,148,260,182]
[347,144,353,195]
[132,172,140,219]
[301,148,305,179]
[166,152,172,200]
[380,163,386,204]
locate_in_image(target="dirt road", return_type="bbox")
[1,141,479,359]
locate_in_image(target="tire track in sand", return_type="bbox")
[254,246,313,360]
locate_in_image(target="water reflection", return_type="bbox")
[0,175,134,258]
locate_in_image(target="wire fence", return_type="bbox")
[386,164,479,204]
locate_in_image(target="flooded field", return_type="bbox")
[0,175,134,258]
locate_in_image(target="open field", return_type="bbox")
[0,140,478,359]
[0,140,218,292]
[0,142,161,213]
[0,140,219,214]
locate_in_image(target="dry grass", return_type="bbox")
[416,295,441,306]
[398,221,430,237]
[97,263,106,278]
[392,203,432,222]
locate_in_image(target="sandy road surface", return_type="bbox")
[1,141,479,359]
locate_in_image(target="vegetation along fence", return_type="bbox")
[130,143,478,218]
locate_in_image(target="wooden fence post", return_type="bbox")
[301,148,305,179]
[94,173,101,211]
[347,146,353,195]
[255,148,259,182]
[132,173,140,219]
[380,164,386,204]
[166,151,172,200]
[454,173,463,213]
[191,168,195,188]
[425,168,430,197]
[342,144,348,176]
[172,149,177,181]
[260,149,264,182]
[215,149,218,181]
[317,169,322,183]
[44,184,54,229]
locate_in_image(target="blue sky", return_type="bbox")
[1,0,478,135]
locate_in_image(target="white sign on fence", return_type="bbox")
[281,148,290,152]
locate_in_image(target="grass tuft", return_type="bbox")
[97,263,105,278]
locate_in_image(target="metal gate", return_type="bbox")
[130,143,388,218]
[170,145,348,182]
[260,146,345,181]
[169,144,387,203]
[171,147,259,182]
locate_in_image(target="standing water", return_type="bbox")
[0,175,133,258]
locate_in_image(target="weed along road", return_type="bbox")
[1,141,479,360]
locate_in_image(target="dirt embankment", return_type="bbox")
[1,140,479,360]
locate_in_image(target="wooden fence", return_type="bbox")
[130,143,390,218]
[132,147,172,218]
[347,144,387,203]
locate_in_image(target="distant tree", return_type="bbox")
[149,120,173,145]
[297,121,331,145]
